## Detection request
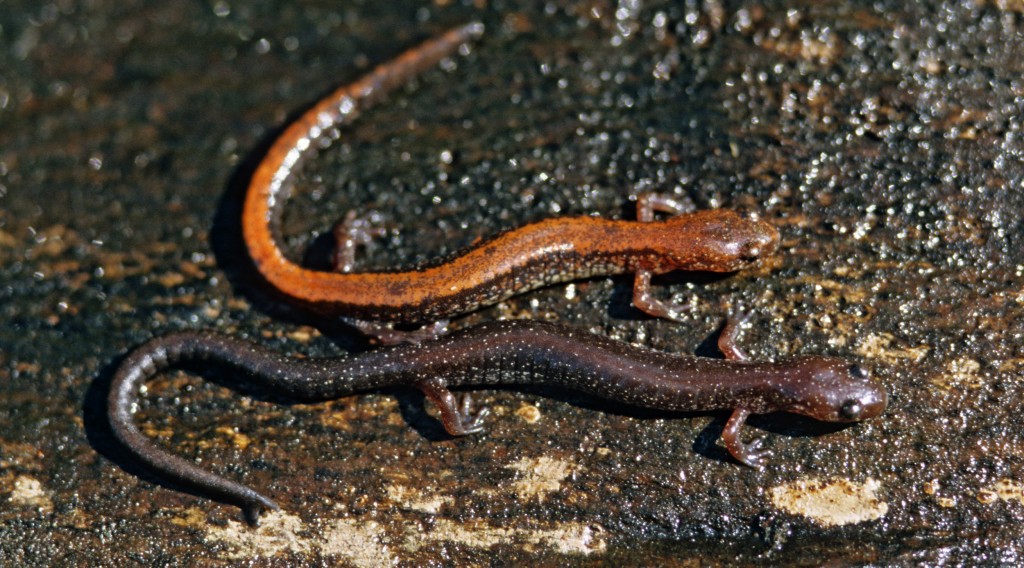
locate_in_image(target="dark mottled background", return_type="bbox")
[2,0,1023,565]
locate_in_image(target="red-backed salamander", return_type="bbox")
[108,318,887,524]
[242,23,780,341]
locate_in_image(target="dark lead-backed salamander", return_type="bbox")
[108,319,886,524]
[242,23,779,340]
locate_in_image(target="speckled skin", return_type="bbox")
[242,24,779,324]
[108,320,886,525]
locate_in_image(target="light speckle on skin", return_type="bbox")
[769,477,887,527]
[8,475,54,512]
[507,456,575,501]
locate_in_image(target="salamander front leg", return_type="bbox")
[333,212,449,345]
[717,313,767,467]
[721,407,768,468]
[416,378,491,436]
[632,193,699,321]
[718,312,752,361]
[632,270,691,322]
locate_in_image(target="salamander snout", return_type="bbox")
[659,210,780,272]
[725,215,780,268]
[786,357,888,423]
[835,364,886,421]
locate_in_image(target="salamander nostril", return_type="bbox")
[849,364,869,380]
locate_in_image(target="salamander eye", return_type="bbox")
[848,364,869,380]
[839,399,863,420]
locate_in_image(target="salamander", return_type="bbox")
[108,318,886,524]
[241,23,780,340]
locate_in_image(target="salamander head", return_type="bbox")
[775,356,887,423]
[657,209,779,273]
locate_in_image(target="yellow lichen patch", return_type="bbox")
[204,510,313,559]
[94,249,158,280]
[169,507,208,527]
[769,477,887,527]
[315,398,398,431]
[386,483,452,514]
[320,519,395,567]
[759,32,843,65]
[515,403,542,424]
[202,509,604,562]
[936,496,957,508]
[922,479,956,507]
[809,277,870,304]
[0,228,17,248]
[0,439,46,470]
[401,518,606,555]
[14,361,41,376]
[979,479,1024,505]
[156,271,187,288]
[998,358,1024,373]
[318,409,355,431]
[929,357,988,391]
[507,456,574,502]
[8,475,54,513]
[922,479,939,495]
[977,0,1024,12]
[139,424,175,440]
[286,327,318,343]
[177,259,208,280]
[214,426,252,450]
[856,333,930,364]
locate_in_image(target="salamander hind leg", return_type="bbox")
[332,210,387,273]
[333,213,450,345]
[342,317,449,345]
[416,378,491,436]
[635,192,696,222]
[455,392,490,432]
[721,407,769,468]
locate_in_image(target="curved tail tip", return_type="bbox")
[243,496,282,526]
